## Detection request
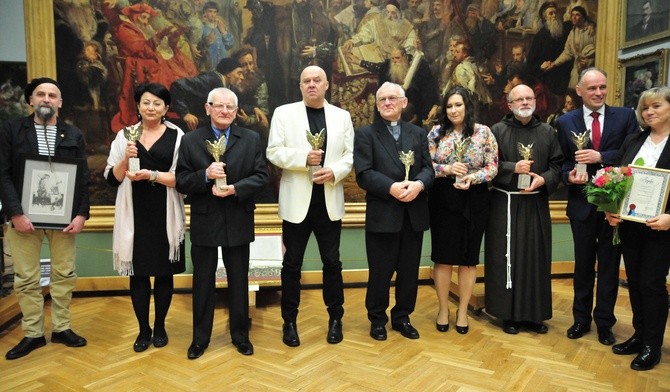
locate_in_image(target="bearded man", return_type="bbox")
[359,47,439,125]
[232,46,270,131]
[485,84,563,336]
[541,6,595,89]
[342,0,417,58]
[462,3,497,63]
[442,42,492,114]
[527,1,571,95]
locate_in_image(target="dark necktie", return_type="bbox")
[591,112,601,150]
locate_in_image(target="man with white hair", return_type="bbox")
[485,83,563,336]
[541,6,595,89]
[527,1,571,95]
[359,46,439,125]
[342,0,417,58]
[354,82,433,341]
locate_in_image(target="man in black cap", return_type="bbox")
[170,58,245,131]
[1,77,90,360]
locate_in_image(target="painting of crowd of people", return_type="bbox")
[52,0,597,205]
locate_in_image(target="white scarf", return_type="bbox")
[104,121,186,276]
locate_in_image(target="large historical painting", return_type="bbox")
[53,0,597,205]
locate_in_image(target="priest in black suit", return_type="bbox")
[176,87,268,359]
[354,82,434,341]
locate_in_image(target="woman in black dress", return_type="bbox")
[606,86,670,371]
[104,83,186,352]
[427,87,498,334]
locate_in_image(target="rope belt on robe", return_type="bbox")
[492,187,539,289]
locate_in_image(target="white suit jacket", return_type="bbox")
[267,101,354,223]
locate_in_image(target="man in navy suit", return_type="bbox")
[176,87,268,359]
[556,68,638,346]
[354,82,434,341]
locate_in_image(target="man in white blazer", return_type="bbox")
[267,65,354,347]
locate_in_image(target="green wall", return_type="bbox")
[42,224,575,277]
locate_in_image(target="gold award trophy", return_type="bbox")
[399,150,415,181]
[570,130,591,175]
[517,143,533,189]
[123,124,143,173]
[306,128,326,178]
[206,136,228,190]
[453,135,471,183]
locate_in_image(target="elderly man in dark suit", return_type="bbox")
[176,87,268,359]
[556,68,638,346]
[354,82,433,341]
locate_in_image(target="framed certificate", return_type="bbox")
[619,165,670,222]
[18,154,84,229]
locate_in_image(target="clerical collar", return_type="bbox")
[383,120,399,127]
[211,125,231,140]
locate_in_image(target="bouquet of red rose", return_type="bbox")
[584,166,633,244]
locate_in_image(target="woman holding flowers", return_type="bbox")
[428,87,498,334]
[605,86,670,371]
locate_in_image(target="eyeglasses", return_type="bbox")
[377,96,405,104]
[208,103,237,112]
[509,97,536,104]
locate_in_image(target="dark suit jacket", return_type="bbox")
[556,105,638,221]
[176,124,268,247]
[354,120,434,233]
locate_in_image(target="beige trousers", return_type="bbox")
[7,226,78,337]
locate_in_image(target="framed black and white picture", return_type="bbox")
[18,155,84,229]
[621,0,670,48]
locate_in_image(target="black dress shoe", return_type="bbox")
[133,336,152,352]
[51,329,87,347]
[153,333,168,348]
[525,322,548,334]
[566,323,591,339]
[392,322,420,339]
[613,335,643,355]
[597,327,616,345]
[370,325,387,341]
[153,326,168,348]
[503,320,520,334]
[187,342,208,359]
[436,322,449,332]
[5,336,47,360]
[327,319,343,344]
[282,322,300,347]
[233,340,254,355]
[631,345,661,371]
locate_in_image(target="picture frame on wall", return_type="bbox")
[618,48,668,109]
[18,154,84,229]
[621,0,670,48]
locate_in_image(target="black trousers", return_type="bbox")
[620,222,670,348]
[281,202,344,322]
[365,212,423,326]
[570,210,620,328]
[191,244,250,345]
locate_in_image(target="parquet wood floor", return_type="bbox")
[0,279,668,391]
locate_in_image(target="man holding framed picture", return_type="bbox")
[0,77,90,360]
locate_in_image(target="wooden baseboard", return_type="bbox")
[3,264,667,331]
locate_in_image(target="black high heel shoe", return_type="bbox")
[456,310,469,334]
[436,310,449,332]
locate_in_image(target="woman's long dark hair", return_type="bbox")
[434,86,476,144]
